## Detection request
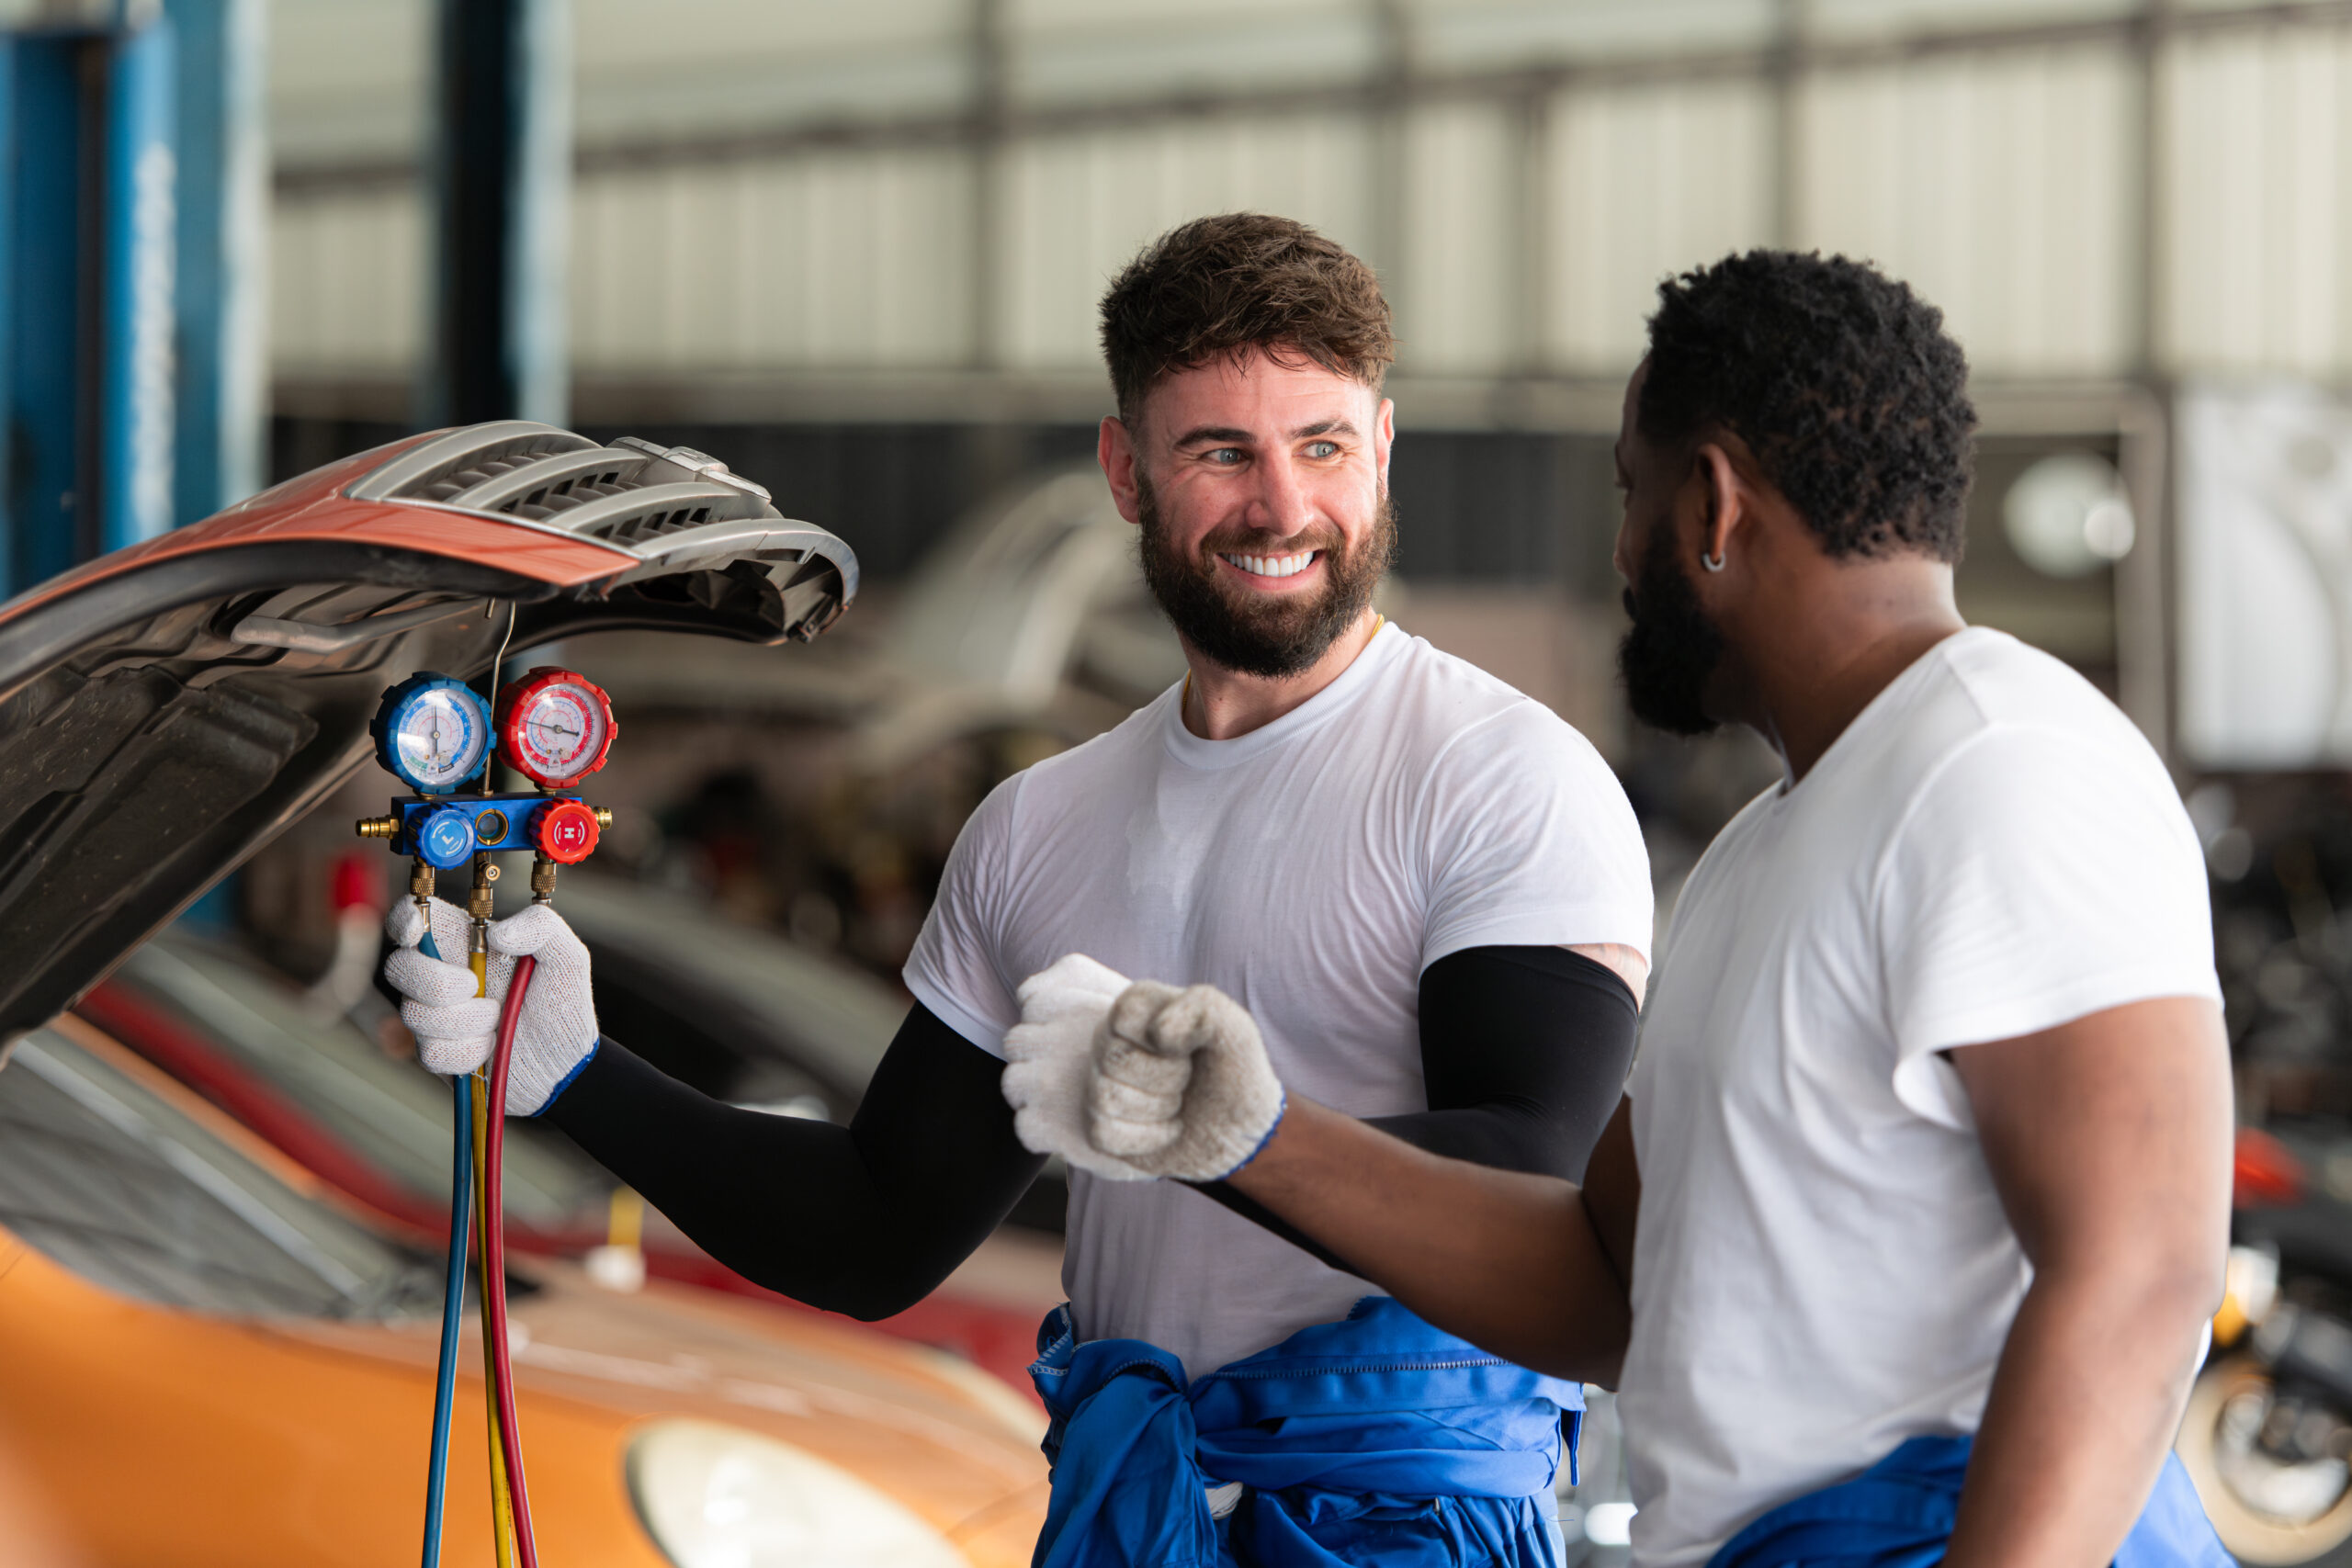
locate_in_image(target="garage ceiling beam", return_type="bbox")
[279,0,2352,197]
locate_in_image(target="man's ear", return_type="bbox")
[1693,442,1747,570]
[1099,416,1144,525]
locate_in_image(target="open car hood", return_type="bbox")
[0,422,858,1042]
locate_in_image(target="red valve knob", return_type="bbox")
[532,799,601,864]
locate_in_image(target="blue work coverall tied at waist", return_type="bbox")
[1028,1295,1583,1568]
[1711,1433,2233,1568]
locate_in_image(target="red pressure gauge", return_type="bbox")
[495,668,616,789]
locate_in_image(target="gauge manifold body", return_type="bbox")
[372,673,494,794]
[496,668,616,789]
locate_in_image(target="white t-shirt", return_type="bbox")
[907,623,1654,1378]
[1618,627,2221,1567]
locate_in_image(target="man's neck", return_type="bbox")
[1180,610,1383,740]
[1735,561,1965,784]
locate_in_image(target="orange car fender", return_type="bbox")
[0,1241,665,1568]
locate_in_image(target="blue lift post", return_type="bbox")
[170,0,266,526]
[424,0,571,431]
[0,0,263,599]
[162,0,266,933]
[2,28,95,592]
[99,8,175,557]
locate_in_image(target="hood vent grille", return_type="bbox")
[343,420,858,641]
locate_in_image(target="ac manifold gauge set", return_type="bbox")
[356,663,619,1568]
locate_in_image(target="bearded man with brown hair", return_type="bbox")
[384,212,1654,1567]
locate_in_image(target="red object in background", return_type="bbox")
[639,1248,1041,1400]
[531,800,601,864]
[2234,1126,2305,1208]
[328,852,384,915]
[73,978,1046,1400]
[74,982,442,1235]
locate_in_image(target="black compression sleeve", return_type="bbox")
[545,1003,1044,1320]
[1372,944,1639,1182]
[1194,945,1638,1267]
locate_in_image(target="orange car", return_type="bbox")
[0,425,1052,1563]
[0,1014,1046,1566]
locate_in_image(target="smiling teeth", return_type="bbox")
[1223,551,1316,579]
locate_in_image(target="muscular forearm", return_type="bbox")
[1943,998,2231,1567]
[1227,1096,1630,1382]
[1942,1262,2213,1568]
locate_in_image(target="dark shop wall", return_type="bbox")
[270,416,1623,592]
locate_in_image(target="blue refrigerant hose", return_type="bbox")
[420,926,472,1568]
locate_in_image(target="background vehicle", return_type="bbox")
[0,1014,1046,1567]
[75,924,1057,1393]
[2181,1127,2352,1567]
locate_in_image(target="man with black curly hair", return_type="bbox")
[1037,251,2236,1568]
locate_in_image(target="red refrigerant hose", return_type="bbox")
[485,953,540,1568]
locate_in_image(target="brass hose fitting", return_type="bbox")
[468,853,498,922]
[531,854,559,904]
[356,815,399,838]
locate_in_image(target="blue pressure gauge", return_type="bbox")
[371,674,493,794]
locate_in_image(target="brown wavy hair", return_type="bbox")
[1100,213,1395,429]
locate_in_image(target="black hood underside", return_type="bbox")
[0,538,842,1043]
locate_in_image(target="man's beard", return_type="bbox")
[1137,474,1396,680]
[1618,521,1726,736]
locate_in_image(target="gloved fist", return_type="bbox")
[1089,980,1284,1182]
[1001,954,1284,1184]
[381,898,598,1115]
[1002,954,1158,1181]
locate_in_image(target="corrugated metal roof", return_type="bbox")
[266,0,2352,391]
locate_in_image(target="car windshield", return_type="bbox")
[107,936,611,1232]
[0,1029,436,1319]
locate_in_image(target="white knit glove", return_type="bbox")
[1090,979,1285,1181]
[1001,954,1285,1183]
[382,899,599,1115]
[1002,954,1157,1180]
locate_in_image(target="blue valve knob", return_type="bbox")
[414,805,479,870]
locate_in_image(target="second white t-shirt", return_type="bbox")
[1619,627,2221,1566]
[907,622,1654,1378]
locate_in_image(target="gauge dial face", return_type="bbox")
[500,671,615,787]
[388,685,491,793]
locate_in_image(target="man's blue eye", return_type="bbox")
[1306,441,1340,458]
[1208,448,1244,465]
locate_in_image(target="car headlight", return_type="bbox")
[627,1418,970,1568]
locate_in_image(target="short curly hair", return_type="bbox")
[1639,251,1976,561]
[1101,213,1395,429]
